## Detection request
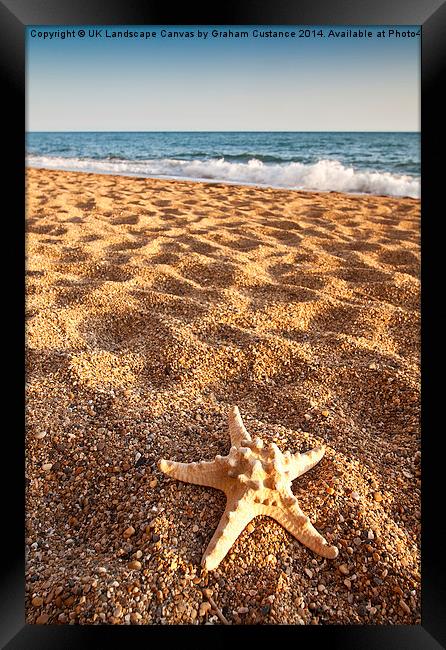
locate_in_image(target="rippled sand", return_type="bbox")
[26,168,420,625]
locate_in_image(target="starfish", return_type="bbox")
[158,406,338,570]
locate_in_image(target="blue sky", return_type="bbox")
[26,25,420,131]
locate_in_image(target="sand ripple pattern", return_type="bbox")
[25,169,420,625]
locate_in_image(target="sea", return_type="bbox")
[26,131,420,198]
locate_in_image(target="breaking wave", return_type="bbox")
[26,155,420,198]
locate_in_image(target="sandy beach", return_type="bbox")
[25,167,420,625]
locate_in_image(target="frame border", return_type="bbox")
[2,0,444,647]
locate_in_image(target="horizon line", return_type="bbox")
[26,129,420,134]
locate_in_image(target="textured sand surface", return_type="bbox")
[26,168,420,625]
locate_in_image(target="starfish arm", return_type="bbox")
[201,497,254,571]
[266,498,338,559]
[228,406,251,447]
[158,458,223,490]
[286,446,325,481]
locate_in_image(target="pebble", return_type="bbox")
[203,588,213,599]
[351,492,360,500]
[42,463,53,472]
[374,492,383,502]
[192,525,199,533]
[149,478,158,488]
[128,560,142,570]
[399,599,411,614]
[367,530,375,540]
[326,486,335,495]
[36,613,49,624]
[246,523,255,534]
[32,596,44,607]
[321,410,329,417]
[304,568,313,579]
[238,606,249,614]
[123,526,135,538]
[199,601,211,617]
[113,604,123,618]
[35,432,46,440]
[343,579,352,589]
[339,564,349,575]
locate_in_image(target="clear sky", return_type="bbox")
[26,25,420,132]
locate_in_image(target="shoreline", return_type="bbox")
[25,164,421,201]
[26,167,420,625]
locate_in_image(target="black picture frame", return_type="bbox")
[3,0,444,647]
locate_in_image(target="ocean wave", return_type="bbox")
[26,155,420,198]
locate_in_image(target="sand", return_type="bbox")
[25,167,420,625]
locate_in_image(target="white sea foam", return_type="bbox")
[26,155,420,198]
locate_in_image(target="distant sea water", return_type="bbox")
[26,131,420,198]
